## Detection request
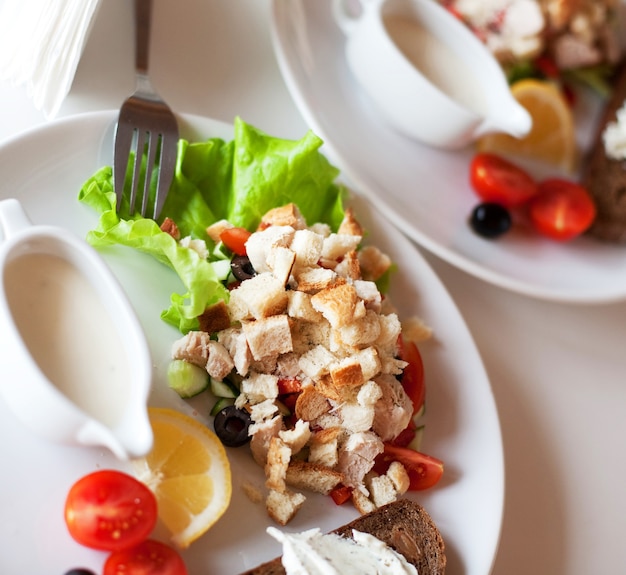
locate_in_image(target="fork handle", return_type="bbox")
[135,0,152,75]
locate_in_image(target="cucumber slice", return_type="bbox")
[210,397,235,416]
[167,360,209,398]
[210,377,238,399]
[408,425,425,452]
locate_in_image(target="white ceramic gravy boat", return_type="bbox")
[0,198,153,460]
[334,0,532,149]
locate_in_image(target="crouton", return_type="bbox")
[353,280,382,312]
[330,357,364,388]
[260,203,307,230]
[351,487,377,515]
[279,419,311,454]
[286,460,344,495]
[334,250,361,281]
[198,300,232,333]
[242,315,293,360]
[241,480,264,504]
[353,347,382,381]
[402,315,433,343]
[298,345,336,380]
[311,283,359,328]
[294,266,339,293]
[249,399,280,425]
[358,245,392,281]
[337,207,364,236]
[290,229,324,268]
[240,372,279,404]
[267,245,296,286]
[367,474,398,508]
[179,236,209,259]
[287,290,324,323]
[265,437,292,492]
[340,402,376,433]
[308,427,343,468]
[295,386,331,422]
[338,309,382,347]
[321,233,362,261]
[206,219,234,243]
[228,273,289,321]
[249,415,283,466]
[387,461,410,495]
[266,489,306,526]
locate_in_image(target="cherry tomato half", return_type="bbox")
[103,539,188,575]
[529,179,597,241]
[64,470,158,552]
[220,227,251,256]
[374,444,444,491]
[398,335,425,416]
[470,152,538,208]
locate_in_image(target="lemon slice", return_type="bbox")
[132,407,232,549]
[478,79,576,172]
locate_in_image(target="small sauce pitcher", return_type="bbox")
[0,198,153,460]
[334,0,532,149]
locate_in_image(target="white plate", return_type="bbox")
[270,0,626,304]
[0,111,502,575]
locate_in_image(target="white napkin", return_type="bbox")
[0,0,101,119]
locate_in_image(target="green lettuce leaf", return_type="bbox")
[78,117,346,332]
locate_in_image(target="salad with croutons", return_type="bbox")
[79,118,443,525]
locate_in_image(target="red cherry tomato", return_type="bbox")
[470,152,538,207]
[398,335,425,415]
[103,539,188,575]
[220,227,251,256]
[529,179,597,241]
[64,470,158,551]
[374,444,444,491]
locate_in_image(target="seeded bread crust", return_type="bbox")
[582,60,626,242]
[239,499,446,575]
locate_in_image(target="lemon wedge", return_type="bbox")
[132,407,232,549]
[478,79,576,172]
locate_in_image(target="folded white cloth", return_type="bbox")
[0,0,101,118]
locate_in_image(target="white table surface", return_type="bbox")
[1,1,625,574]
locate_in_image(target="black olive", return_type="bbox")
[214,405,252,447]
[64,569,97,575]
[230,254,256,281]
[469,202,512,238]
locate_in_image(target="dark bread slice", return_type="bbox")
[582,60,626,242]
[240,499,446,575]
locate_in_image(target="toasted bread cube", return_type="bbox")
[353,280,382,312]
[171,331,211,367]
[260,203,307,230]
[266,488,306,525]
[338,309,382,347]
[338,207,364,236]
[311,283,358,328]
[294,266,339,293]
[241,372,279,403]
[358,245,392,281]
[352,487,376,515]
[206,219,234,243]
[286,460,344,495]
[334,250,361,281]
[287,290,323,323]
[308,427,342,468]
[198,300,232,333]
[249,415,283,466]
[217,327,252,376]
[354,347,382,381]
[279,419,311,454]
[298,345,336,380]
[340,402,375,433]
[295,386,330,422]
[321,233,362,261]
[268,245,296,286]
[387,461,410,495]
[265,437,292,492]
[243,315,293,360]
[290,229,324,268]
[368,474,398,508]
[330,357,364,387]
[402,315,433,343]
[228,272,289,321]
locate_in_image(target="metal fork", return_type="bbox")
[113,0,179,220]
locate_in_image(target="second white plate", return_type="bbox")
[270,0,626,304]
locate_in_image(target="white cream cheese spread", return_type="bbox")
[603,100,626,160]
[267,526,418,575]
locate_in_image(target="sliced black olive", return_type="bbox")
[64,570,97,575]
[230,254,256,281]
[213,405,252,447]
[469,202,512,239]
